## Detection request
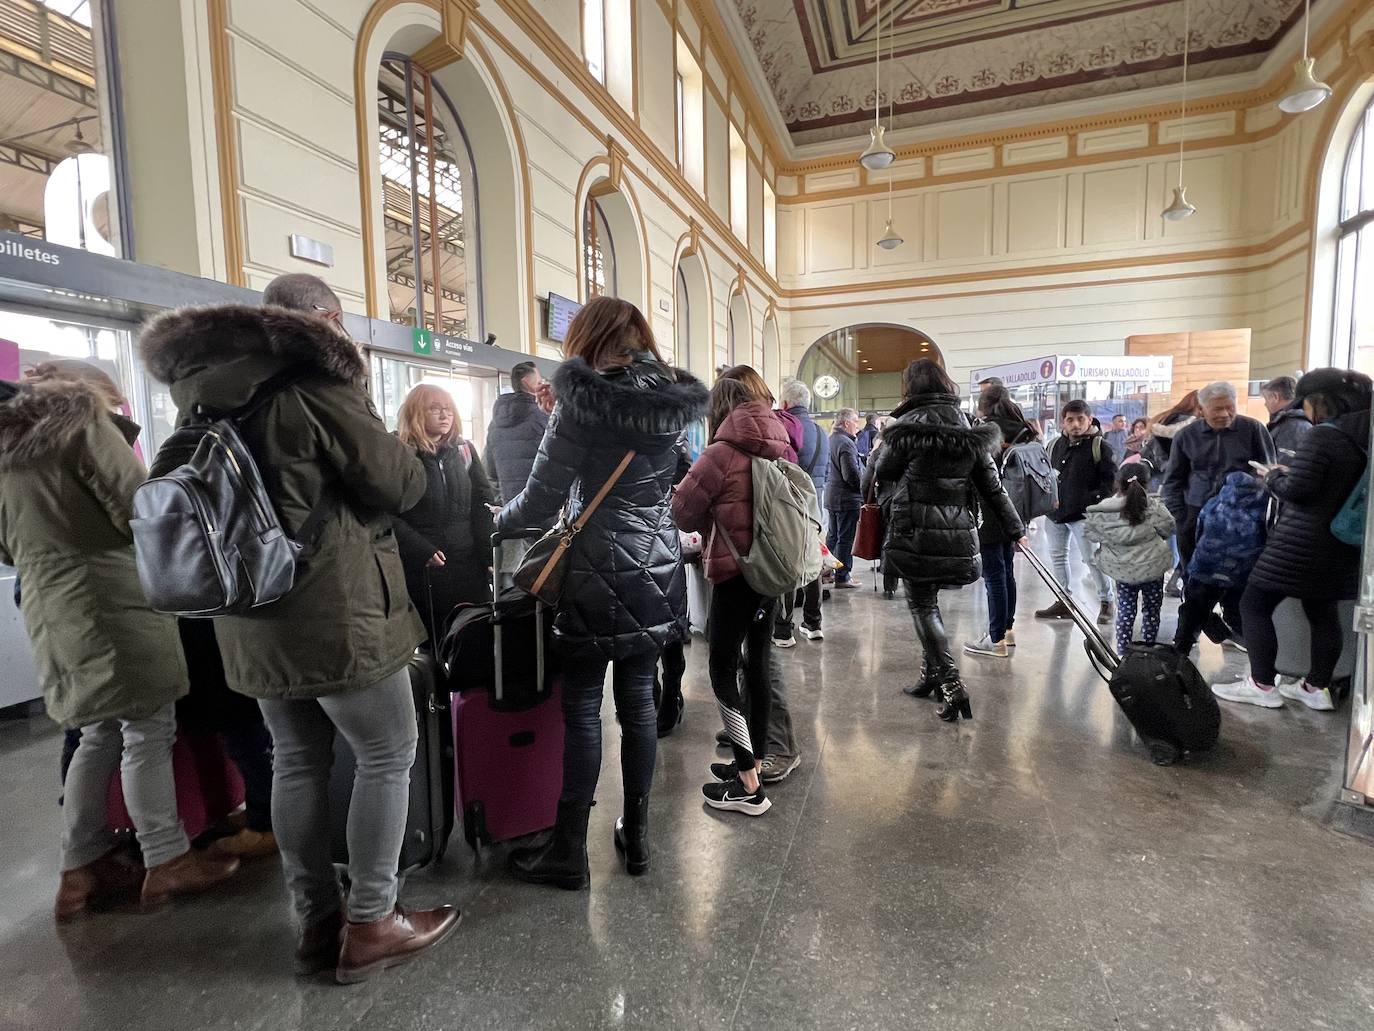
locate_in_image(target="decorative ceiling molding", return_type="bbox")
[726,0,1321,145]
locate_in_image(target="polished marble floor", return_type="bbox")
[2,545,1372,1031]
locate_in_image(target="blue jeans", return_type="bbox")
[980,542,1017,642]
[827,508,861,583]
[559,651,658,805]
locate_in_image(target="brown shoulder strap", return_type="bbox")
[572,450,637,530]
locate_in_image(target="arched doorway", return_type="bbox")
[796,324,943,414]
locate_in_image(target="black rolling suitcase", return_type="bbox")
[1018,543,1220,765]
[328,647,453,873]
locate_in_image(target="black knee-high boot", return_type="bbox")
[613,795,650,875]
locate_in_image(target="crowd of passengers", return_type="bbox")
[0,272,1368,984]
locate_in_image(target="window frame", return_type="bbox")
[1333,98,1374,374]
[582,0,607,85]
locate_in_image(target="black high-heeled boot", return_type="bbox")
[903,656,938,698]
[508,800,591,890]
[935,676,973,722]
[613,795,650,875]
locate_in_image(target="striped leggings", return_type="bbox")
[707,575,777,773]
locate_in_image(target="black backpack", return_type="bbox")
[130,371,327,616]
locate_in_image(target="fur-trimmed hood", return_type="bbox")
[139,304,365,414]
[0,380,108,471]
[884,394,1000,460]
[553,355,708,438]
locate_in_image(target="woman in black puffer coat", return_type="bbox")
[496,297,708,889]
[874,360,1024,722]
[393,384,497,641]
[1224,368,1371,711]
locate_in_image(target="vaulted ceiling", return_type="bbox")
[725,0,1316,146]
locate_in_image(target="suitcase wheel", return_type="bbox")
[463,801,487,851]
[1147,739,1181,766]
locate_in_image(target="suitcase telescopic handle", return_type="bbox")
[1015,541,1121,676]
[489,529,548,703]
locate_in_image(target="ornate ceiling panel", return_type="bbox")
[727,0,1313,145]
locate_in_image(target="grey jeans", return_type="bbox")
[258,667,417,927]
[63,705,188,871]
[1045,518,1114,602]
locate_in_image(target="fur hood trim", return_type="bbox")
[139,304,365,385]
[883,417,1001,459]
[553,356,708,436]
[0,380,102,471]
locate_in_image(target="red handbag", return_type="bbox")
[851,480,885,562]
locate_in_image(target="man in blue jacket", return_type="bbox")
[774,379,829,645]
[825,408,865,589]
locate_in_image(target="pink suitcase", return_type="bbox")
[449,532,564,850]
[107,728,244,841]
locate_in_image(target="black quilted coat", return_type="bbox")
[873,393,1024,586]
[496,354,709,661]
[1248,408,1369,600]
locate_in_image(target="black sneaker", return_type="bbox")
[709,761,738,783]
[702,776,771,816]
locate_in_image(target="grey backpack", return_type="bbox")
[1002,441,1057,521]
[714,448,822,598]
[130,372,327,616]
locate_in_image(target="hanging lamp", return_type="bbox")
[1162,0,1197,222]
[876,14,903,251]
[1278,0,1331,114]
[859,1,894,170]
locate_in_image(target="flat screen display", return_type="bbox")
[546,292,582,343]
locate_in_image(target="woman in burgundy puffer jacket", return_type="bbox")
[672,380,790,818]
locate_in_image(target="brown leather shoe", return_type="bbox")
[140,849,239,910]
[295,910,345,977]
[336,905,461,985]
[55,848,145,922]
[210,829,279,860]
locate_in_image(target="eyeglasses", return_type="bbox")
[426,405,455,417]
[312,305,343,325]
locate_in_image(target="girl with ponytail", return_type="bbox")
[1085,464,1177,655]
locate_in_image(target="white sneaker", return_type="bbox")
[801,625,824,641]
[1211,675,1284,709]
[963,633,1008,658]
[1278,679,1336,712]
[772,635,797,649]
[1003,629,1016,648]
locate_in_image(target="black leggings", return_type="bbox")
[708,575,776,772]
[1239,585,1344,688]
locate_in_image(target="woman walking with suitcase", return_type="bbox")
[874,360,1025,721]
[0,362,239,922]
[393,384,497,641]
[496,297,708,887]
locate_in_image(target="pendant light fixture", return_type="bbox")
[876,10,902,250]
[1278,0,1331,114]
[859,1,894,171]
[1162,0,1197,222]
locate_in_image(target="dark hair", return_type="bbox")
[1061,399,1091,419]
[510,362,537,393]
[1294,368,1373,421]
[1261,375,1296,401]
[719,364,774,406]
[563,296,663,370]
[709,378,752,438]
[1116,463,1151,526]
[902,358,958,399]
[978,376,1003,389]
[1131,417,1148,433]
[982,391,1038,441]
[263,273,342,314]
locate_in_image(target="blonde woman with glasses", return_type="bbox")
[394,384,498,641]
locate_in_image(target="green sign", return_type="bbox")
[412,327,433,356]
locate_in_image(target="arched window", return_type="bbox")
[583,195,617,299]
[1334,96,1374,375]
[378,53,481,338]
[675,264,690,368]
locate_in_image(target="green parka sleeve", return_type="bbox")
[73,416,147,539]
[294,381,426,515]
